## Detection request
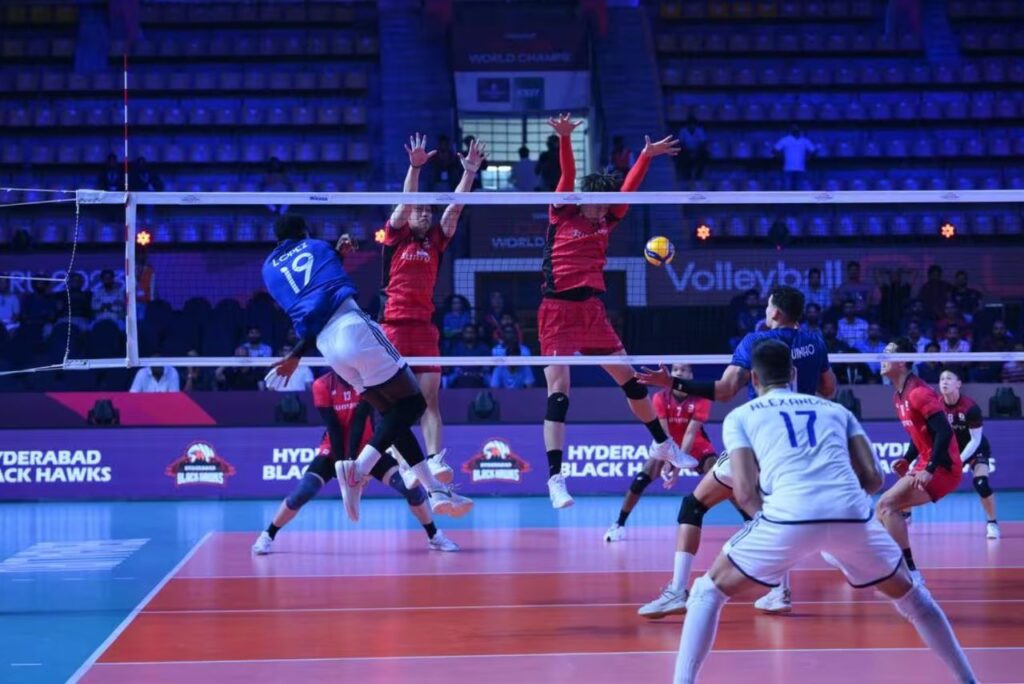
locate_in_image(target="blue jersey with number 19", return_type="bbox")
[731,327,830,398]
[262,239,357,339]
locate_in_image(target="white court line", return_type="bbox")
[10,663,42,667]
[142,597,1024,616]
[65,532,212,684]
[77,646,1024,668]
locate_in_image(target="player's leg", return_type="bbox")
[972,459,999,539]
[876,475,933,579]
[409,369,454,484]
[543,363,573,508]
[602,356,698,470]
[369,455,459,552]
[252,455,333,554]
[605,458,662,542]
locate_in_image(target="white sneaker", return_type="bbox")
[638,585,688,619]
[428,449,454,485]
[649,439,698,471]
[336,460,365,522]
[428,487,474,518]
[754,586,792,613]
[428,530,460,552]
[987,522,1000,540]
[604,523,625,542]
[547,474,574,509]
[251,531,273,555]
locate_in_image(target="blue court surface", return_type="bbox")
[1,491,1022,684]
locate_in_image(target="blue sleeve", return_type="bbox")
[730,334,756,369]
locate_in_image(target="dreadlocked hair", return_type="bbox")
[580,172,622,193]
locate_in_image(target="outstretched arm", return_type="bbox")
[440,139,487,239]
[636,363,747,402]
[389,133,436,228]
[609,134,680,219]
[547,113,583,207]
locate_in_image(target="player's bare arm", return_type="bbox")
[440,138,487,238]
[848,434,883,494]
[817,368,838,399]
[547,112,583,208]
[729,446,762,516]
[390,132,436,227]
[636,363,748,402]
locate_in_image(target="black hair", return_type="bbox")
[941,366,964,381]
[100,268,115,278]
[274,214,308,242]
[890,336,916,370]
[580,172,621,193]
[927,264,942,276]
[808,267,821,277]
[518,146,529,158]
[751,339,792,388]
[768,285,805,323]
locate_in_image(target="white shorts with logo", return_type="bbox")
[726,514,904,588]
[316,298,405,394]
[711,451,734,489]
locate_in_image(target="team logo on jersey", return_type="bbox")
[462,439,531,484]
[402,246,432,263]
[165,441,236,486]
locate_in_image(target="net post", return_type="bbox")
[124,193,139,367]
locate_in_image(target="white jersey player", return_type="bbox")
[674,338,976,684]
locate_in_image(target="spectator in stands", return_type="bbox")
[490,324,535,390]
[975,320,1015,381]
[879,267,912,334]
[801,267,831,311]
[728,321,749,352]
[128,157,164,192]
[0,278,20,332]
[268,343,314,392]
[774,124,815,191]
[510,146,539,191]
[916,341,944,384]
[260,157,293,215]
[429,134,462,191]
[536,135,561,191]
[737,290,763,334]
[462,136,487,190]
[906,320,932,353]
[54,272,92,331]
[182,349,216,392]
[130,357,180,393]
[91,269,126,330]
[135,250,155,321]
[855,322,888,383]
[951,269,983,318]
[677,114,708,186]
[939,323,971,354]
[917,264,953,319]
[444,324,491,388]
[1002,342,1024,383]
[96,153,122,191]
[482,291,512,344]
[441,295,473,352]
[935,300,972,342]
[242,326,272,358]
[216,347,263,391]
[283,325,300,351]
[822,320,856,384]
[608,135,633,176]
[21,278,57,334]
[801,303,823,334]
[833,261,880,318]
[837,299,869,349]
[900,299,934,338]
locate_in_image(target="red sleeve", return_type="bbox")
[908,386,944,420]
[311,376,331,408]
[555,136,576,193]
[384,220,408,247]
[692,398,712,423]
[652,391,668,419]
[609,154,651,219]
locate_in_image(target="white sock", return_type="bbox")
[354,445,382,479]
[671,551,695,592]
[778,571,790,592]
[411,460,444,492]
[674,574,728,684]
[893,583,976,683]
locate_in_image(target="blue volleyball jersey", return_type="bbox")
[731,327,831,398]
[262,239,357,339]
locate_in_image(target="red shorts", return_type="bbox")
[538,297,624,357]
[915,461,964,502]
[381,320,440,373]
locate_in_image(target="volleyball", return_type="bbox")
[644,236,675,266]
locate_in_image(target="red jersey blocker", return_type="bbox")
[311,372,373,461]
[537,139,653,357]
[653,390,717,468]
[894,374,963,501]
[379,220,449,373]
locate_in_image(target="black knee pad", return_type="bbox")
[395,392,427,425]
[546,392,569,422]
[973,476,993,499]
[369,393,427,454]
[388,471,428,506]
[677,494,709,527]
[285,472,324,511]
[629,472,654,495]
[621,377,648,400]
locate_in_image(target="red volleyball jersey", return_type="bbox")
[653,389,714,455]
[311,373,373,457]
[541,205,622,296]
[380,220,448,323]
[893,374,961,471]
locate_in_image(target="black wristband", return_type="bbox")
[672,377,716,400]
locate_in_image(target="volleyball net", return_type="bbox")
[1,189,1023,391]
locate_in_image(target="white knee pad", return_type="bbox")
[687,573,729,611]
[893,581,934,621]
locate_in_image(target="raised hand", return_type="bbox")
[641,134,681,158]
[547,112,583,138]
[404,132,437,169]
[459,138,487,173]
[636,365,674,388]
[264,356,299,390]
[336,233,357,255]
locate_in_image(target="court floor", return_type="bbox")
[1,493,1022,683]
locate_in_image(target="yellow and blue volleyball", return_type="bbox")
[644,236,675,266]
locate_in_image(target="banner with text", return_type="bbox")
[1,421,1019,500]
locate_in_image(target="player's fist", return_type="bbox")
[891,459,911,477]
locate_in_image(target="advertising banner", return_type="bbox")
[1,421,1020,501]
